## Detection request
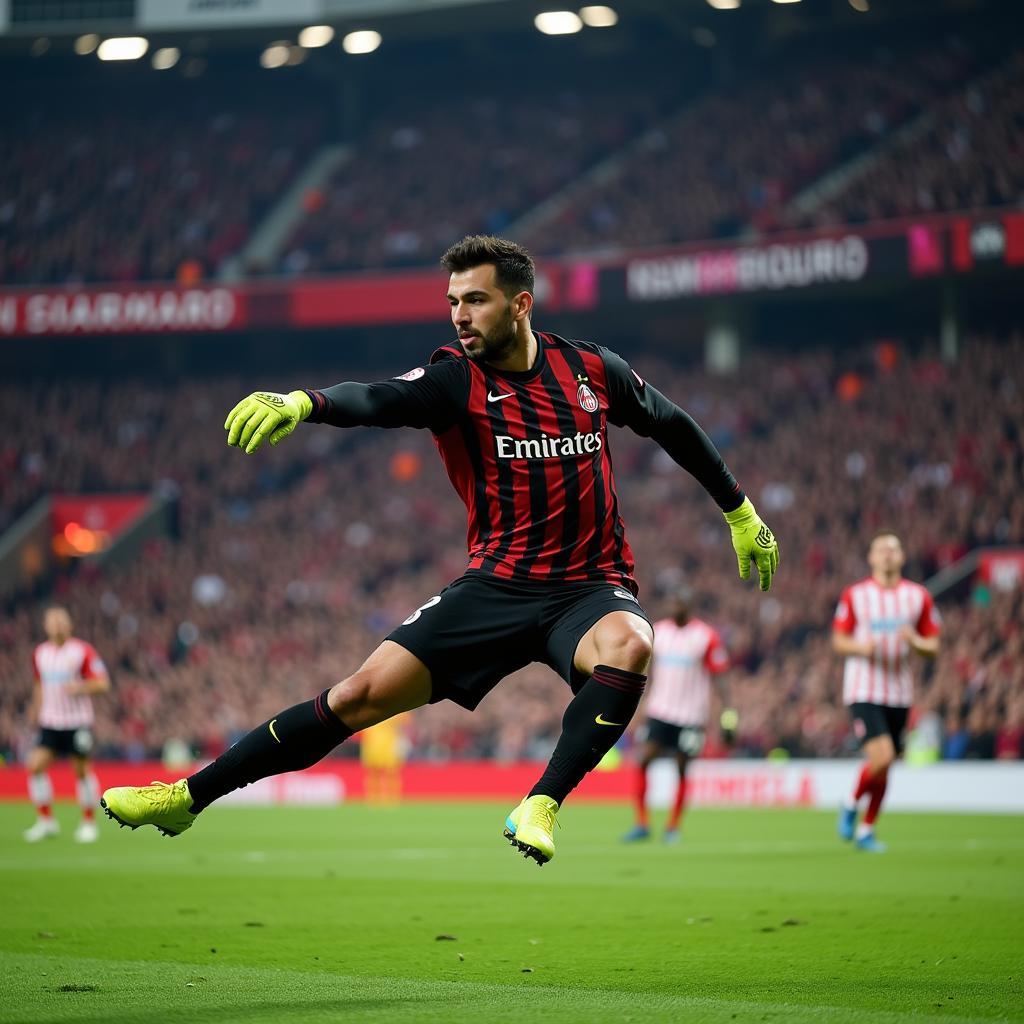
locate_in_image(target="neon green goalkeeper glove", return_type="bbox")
[723,497,779,592]
[224,390,313,454]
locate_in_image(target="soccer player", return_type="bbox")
[834,532,941,852]
[102,236,779,866]
[24,606,110,843]
[623,588,732,844]
[360,713,408,806]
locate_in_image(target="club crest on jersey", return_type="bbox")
[395,367,425,382]
[576,376,600,413]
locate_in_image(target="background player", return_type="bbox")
[833,532,941,852]
[359,713,409,806]
[102,235,779,866]
[24,606,110,843]
[623,587,733,844]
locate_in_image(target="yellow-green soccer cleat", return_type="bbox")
[101,780,197,837]
[503,795,559,866]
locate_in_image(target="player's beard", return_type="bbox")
[464,305,517,364]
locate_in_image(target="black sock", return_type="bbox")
[529,665,647,806]
[187,689,352,813]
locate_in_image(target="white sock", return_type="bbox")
[855,823,873,840]
[28,772,53,811]
[76,773,100,811]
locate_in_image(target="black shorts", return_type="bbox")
[644,717,706,757]
[37,727,94,758]
[848,703,909,752]
[386,572,651,710]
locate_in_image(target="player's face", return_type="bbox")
[44,608,72,642]
[868,535,905,576]
[447,265,521,364]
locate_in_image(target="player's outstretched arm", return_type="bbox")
[598,347,780,591]
[225,390,313,454]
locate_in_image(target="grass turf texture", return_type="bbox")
[0,803,1021,1024]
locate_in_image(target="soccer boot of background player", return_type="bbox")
[837,803,857,841]
[622,824,651,842]
[74,820,99,843]
[101,780,197,837]
[854,830,887,853]
[504,795,559,865]
[24,817,60,843]
[662,828,681,845]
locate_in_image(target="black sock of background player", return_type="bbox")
[186,689,352,812]
[529,665,647,806]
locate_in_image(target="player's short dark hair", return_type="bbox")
[440,235,535,296]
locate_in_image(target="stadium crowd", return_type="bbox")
[1,331,1021,764]
[5,36,1019,289]
[270,82,672,277]
[522,45,974,256]
[804,49,1024,229]
[0,78,326,285]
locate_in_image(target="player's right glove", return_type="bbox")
[720,707,739,746]
[224,390,313,454]
[723,497,779,592]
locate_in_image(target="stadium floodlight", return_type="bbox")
[770,0,801,4]
[535,11,584,35]
[848,0,869,9]
[579,5,618,27]
[705,0,740,9]
[151,47,180,70]
[342,30,382,54]
[74,34,100,56]
[97,37,149,61]
[299,25,335,48]
[260,42,291,68]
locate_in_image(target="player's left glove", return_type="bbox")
[720,707,739,746]
[723,497,779,592]
[224,390,313,454]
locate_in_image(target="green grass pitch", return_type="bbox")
[1,801,1021,1023]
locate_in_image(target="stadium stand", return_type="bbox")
[2,333,1020,763]
[0,76,327,285]
[1,36,1014,285]
[518,41,976,255]
[270,82,674,276]
[802,49,1024,228]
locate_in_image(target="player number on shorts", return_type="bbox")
[402,595,442,625]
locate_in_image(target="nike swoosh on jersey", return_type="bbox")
[487,391,515,403]
[595,714,624,727]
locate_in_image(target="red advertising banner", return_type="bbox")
[1,210,1020,338]
[51,494,150,536]
[978,550,1024,591]
[0,760,818,806]
[50,494,151,557]
[0,285,246,337]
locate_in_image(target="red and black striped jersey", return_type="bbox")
[306,331,742,592]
